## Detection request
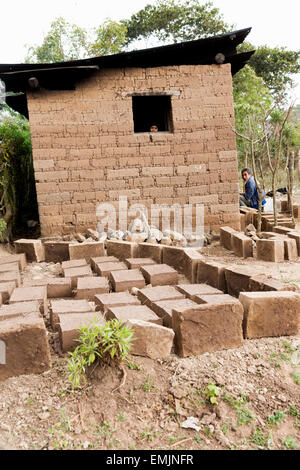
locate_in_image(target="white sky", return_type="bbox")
[1,0,300,101]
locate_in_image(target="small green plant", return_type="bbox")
[267,410,286,426]
[127,360,141,370]
[249,427,268,448]
[223,393,253,426]
[291,372,300,385]
[194,436,201,443]
[283,436,298,449]
[288,403,300,418]
[67,318,134,388]
[143,375,153,392]
[282,340,294,353]
[116,412,126,422]
[204,383,221,405]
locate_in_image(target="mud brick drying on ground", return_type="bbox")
[0,313,51,381]
[109,269,146,292]
[94,292,141,312]
[76,277,110,300]
[137,285,185,307]
[239,291,300,339]
[106,305,162,326]
[140,264,179,286]
[172,299,244,357]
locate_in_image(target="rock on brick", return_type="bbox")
[137,285,185,307]
[106,240,139,261]
[0,313,51,381]
[137,243,163,263]
[106,305,162,325]
[220,226,236,250]
[63,265,93,288]
[151,298,199,328]
[239,291,300,339]
[9,286,47,315]
[94,292,140,312]
[172,301,244,357]
[76,276,110,300]
[58,312,105,352]
[125,319,174,359]
[14,239,45,263]
[256,239,285,262]
[110,269,146,292]
[140,264,178,286]
[231,233,253,258]
[69,241,105,262]
[197,260,227,292]
[50,298,93,330]
[44,241,70,263]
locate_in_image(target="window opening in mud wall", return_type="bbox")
[132,95,173,133]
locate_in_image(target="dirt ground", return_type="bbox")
[0,239,300,451]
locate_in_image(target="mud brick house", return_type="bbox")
[0,28,254,236]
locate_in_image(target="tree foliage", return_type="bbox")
[0,106,38,237]
[239,42,300,98]
[26,17,127,63]
[123,0,231,45]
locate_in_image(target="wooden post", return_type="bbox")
[287,151,294,222]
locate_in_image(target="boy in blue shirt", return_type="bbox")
[239,168,266,210]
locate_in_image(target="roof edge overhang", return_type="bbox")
[0,28,254,115]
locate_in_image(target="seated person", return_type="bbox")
[240,167,266,210]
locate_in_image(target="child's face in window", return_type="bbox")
[150,125,158,132]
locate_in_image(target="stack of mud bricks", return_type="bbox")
[27,64,242,238]
[280,200,300,219]
[220,226,253,258]
[0,253,51,381]
[220,224,300,261]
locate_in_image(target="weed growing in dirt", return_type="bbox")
[223,393,253,426]
[142,375,153,392]
[204,383,221,405]
[67,319,134,388]
[291,372,300,385]
[127,360,141,370]
[249,428,273,449]
[282,436,298,449]
[266,411,286,427]
[288,403,300,418]
[116,412,126,422]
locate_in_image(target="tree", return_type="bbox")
[26,17,127,63]
[233,65,273,168]
[238,43,300,98]
[122,0,232,45]
[0,106,38,237]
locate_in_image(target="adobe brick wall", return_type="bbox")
[26,64,240,236]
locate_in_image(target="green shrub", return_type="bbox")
[67,318,134,388]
